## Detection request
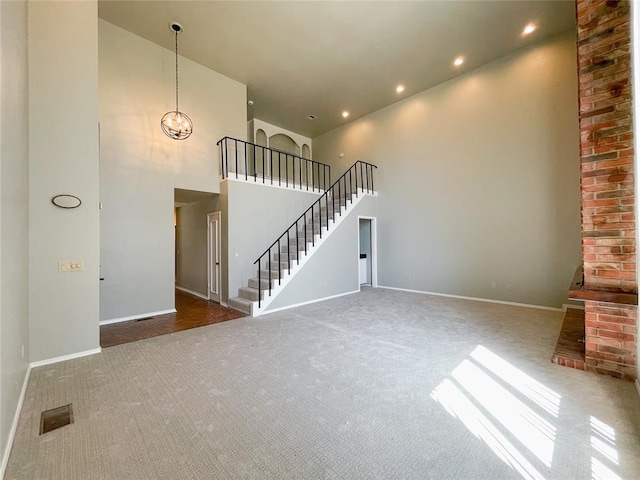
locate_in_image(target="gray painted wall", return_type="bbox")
[265,196,378,311]
[0,0,29,466]
[176,196,219,296]
[314,33,581,308]
[226,180,322,301]
[98,20,246,321]
[28,1,101,362]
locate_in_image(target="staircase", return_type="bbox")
[228,160,377,316]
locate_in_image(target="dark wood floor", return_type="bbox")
[100,289,246,348]
[551,307,586,370]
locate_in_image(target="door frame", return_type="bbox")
[207,211,222,303]
[357,216,378,289]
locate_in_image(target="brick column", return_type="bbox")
[577,0,637,380]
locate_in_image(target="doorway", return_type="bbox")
[208,212,221,303]
[358,217,377,288]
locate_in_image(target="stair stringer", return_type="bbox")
[251,189,376,316]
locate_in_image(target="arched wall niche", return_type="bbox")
[248,119,312,159]
[269,133,300,156]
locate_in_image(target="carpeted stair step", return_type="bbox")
[228,296,253,315]
[238,286,264,301]
[272,250,302,262]
[248,277,277,290]
[258,269,287,281]
[281,243,311,254]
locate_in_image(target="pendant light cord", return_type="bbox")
[175,30,179,111]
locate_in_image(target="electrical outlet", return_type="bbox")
[21,344,24,359]
[58,261,71,272]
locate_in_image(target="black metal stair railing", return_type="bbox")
[254,160,377,308]
[217,136,331,192]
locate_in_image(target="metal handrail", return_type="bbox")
[254,160,377,308]
[216,136,331,192]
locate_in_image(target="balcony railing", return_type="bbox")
[217,136,331,192]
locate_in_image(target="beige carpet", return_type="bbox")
[5,289,640,479]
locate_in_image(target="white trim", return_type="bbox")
[378,286,564,312]
[563,303,585,311]
[220,301,229,308]
[635,379,640,399]
[259,289,360,315]
[99,309,176,326]
[0,366,31,478]
[29,347,102,369]
[206,211,222,303]
[220,175,325,195]
[176,286,208,301]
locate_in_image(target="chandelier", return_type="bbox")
[161,22,193,140]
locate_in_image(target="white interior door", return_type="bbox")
[207,212,221,303]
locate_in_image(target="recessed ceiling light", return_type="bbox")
[523,23,537,35]
[396,85,405,93]
[453,57,464,67]
[306,114,316,120]
[342,111,349,118]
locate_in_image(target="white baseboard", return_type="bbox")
[99,309,176,326]
[0,365,31,478]
[259,289,360,316]
[378,286,564,312]
[29,347,102,369]
[175,286,208,300]
[220,301,229,308]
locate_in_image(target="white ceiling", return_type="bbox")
[98,0,576,138]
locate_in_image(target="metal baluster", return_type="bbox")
[366,164,369,192]
[278,152,282,186]
[257,258,261,308]
[312,204,315,244]
[304,212,307,254]
[270,150,273,185]
[253,146,257,182]
[234,139,238,178]
[244,142,248,181]
[371,166,375,193]
[287,231,291,274]
[278,239,281,285]
[325,193,329,231]
[268,251,272,297]
[349,169,354,198]
[262,147,265,183]
[286,154,289,188]
[332,185,335,220]
[296,220,299,265]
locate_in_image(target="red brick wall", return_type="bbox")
[577,0,637,380]
[584,301,637,379]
